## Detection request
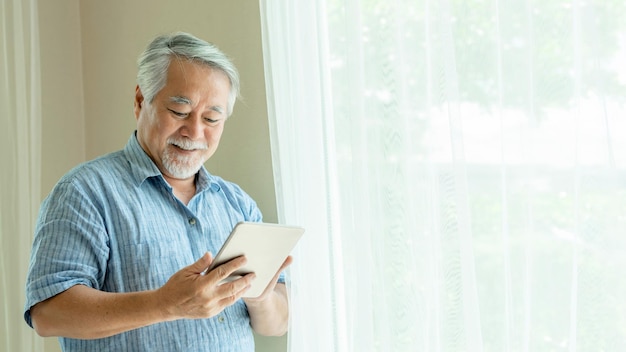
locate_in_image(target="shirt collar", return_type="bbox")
[123,131,220,193]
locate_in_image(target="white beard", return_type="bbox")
[161,137,208,179]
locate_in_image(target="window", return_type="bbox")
[261,0,626,350]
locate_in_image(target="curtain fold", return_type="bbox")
[260,1,346,350]
[262,0,626,351]
[0,0,43,350]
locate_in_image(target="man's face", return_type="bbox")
[134,59,231,180]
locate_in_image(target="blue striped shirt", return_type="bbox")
[25,133,266,351]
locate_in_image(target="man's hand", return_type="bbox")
[30,252,256,339]
[243,256,293,336]
[157,252,256,321]
[244,255,293,303]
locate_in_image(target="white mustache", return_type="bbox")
[167,138,208,151]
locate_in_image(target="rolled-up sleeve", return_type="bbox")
[24,179,109,327]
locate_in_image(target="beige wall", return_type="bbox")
[38,0,86,196]
[77,0,278,222]
[37,0,283,351]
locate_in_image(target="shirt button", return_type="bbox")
[188,218,196,225]
[218,316,225,323]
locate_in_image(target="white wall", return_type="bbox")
[36,0,284,351]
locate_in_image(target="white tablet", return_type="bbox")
[208,221,305,298]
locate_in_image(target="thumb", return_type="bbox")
[190,252,213,274]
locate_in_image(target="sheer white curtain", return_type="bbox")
[262,0,626,351]
[0,0,42,351]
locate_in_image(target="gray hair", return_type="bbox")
[136,32,240,116]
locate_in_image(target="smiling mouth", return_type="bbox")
[167,138,208,152]
[172,144,197,152]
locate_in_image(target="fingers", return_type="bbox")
[267,256,293,286]
[278,255,293,272]
[206,255,248,283]
[216,275,254,305]
[189,252,213,274]
[244,256,293,302]
[162,255,255,319]
[204,256,256,298]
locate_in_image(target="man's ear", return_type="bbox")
[134,85,145,120]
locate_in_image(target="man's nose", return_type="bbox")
[180,115,204,140]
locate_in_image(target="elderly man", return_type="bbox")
[24,32,290,352]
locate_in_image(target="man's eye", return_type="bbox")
[168,109,188,117]
[205,118,219,123]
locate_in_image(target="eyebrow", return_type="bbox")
[211,106,224,114]
[169,95,225,115]
[169,95,193,105]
